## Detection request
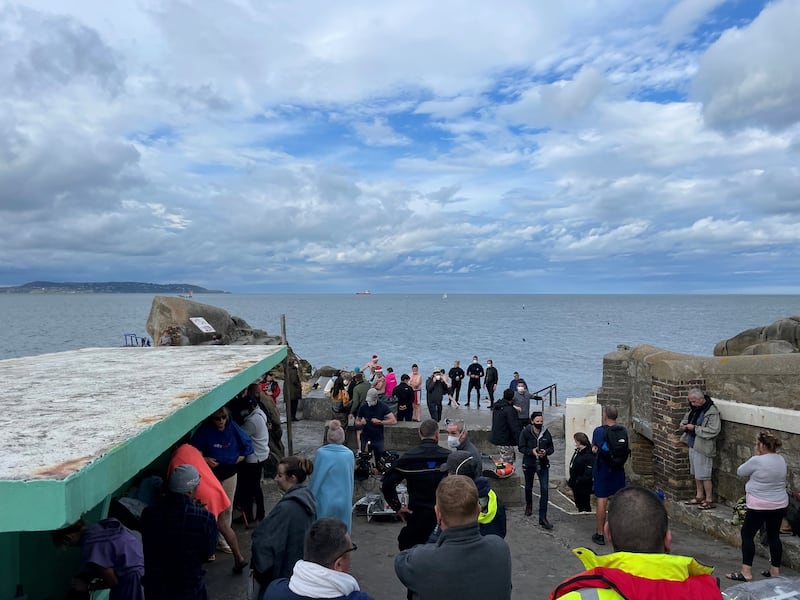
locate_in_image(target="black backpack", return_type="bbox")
[599,425,630,469]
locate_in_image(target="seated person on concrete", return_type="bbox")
[394,475,512,600]
[265,518,374,600]
[549,486,721,600]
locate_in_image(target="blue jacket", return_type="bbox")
[190,420,253,466]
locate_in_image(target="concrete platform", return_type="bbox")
[205,409,800,600]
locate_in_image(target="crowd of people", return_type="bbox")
[55,358,787,600]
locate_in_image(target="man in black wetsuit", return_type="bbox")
[381,419,450,551]
[447,360,465,407]
[465,356,484,408]
[484,359,498,408]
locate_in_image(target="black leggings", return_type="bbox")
[741,507,786,567]
[467,379,481,403]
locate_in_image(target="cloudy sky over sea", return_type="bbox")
[2,1,799,294]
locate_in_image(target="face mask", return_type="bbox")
[533,422,543,429]
[447,435,459,449]
[517,386,525,393]
[343,379,351,385]
[434,375,441,381]
[472,359,478,364]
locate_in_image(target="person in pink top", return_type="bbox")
[385,367,398,397]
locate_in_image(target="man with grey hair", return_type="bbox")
[679,388,721,509]
[445,419,482,469]
[265,518,374,599]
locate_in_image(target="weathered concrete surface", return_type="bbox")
[205,402,799,600]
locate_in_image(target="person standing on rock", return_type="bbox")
[679,388,721,510]
[286,361,303,422]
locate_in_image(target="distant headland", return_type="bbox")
[0,281,227,294]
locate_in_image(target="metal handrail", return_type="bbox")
[532,383,558,407]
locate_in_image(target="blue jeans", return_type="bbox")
[523,464,549,520]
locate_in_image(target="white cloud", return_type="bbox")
[353,118,410,147]
[692,0,800,131]
[1,0,798,293]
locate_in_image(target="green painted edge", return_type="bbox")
[0,347,286,532]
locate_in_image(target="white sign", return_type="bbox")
[189,317,216,333]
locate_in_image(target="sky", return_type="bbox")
[1,0,799,294]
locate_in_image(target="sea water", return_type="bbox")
[0,293,798,400]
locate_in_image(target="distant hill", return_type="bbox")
[0,281,226,294]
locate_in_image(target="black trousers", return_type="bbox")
[449,382,462,403]
[741,507,786,567]
[486,383,496,406]
[234,460,266,521]
[467,379,481,403]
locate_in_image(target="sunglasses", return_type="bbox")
[335,543,358,561]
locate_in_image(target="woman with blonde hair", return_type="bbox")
[727,431,788,582]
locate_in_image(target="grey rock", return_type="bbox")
[714,316,800,356]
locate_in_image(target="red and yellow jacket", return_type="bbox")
[549,548,721,600]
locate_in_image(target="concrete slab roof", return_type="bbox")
[0,345,287,532]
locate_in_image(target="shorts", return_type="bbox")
[689,447,713,480]
[594,465,626,499]
[413,390,420,405]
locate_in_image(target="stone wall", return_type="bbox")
[599,344,800,503]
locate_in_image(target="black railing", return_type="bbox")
[532,383,558,407]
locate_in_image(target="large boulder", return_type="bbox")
[145,296,280,347]
[714,316,800,356]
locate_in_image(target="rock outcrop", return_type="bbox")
[714,316,800,356]
[146,296,277,346]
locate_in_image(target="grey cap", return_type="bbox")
[366,388,379,401]
[169,464,201,493]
